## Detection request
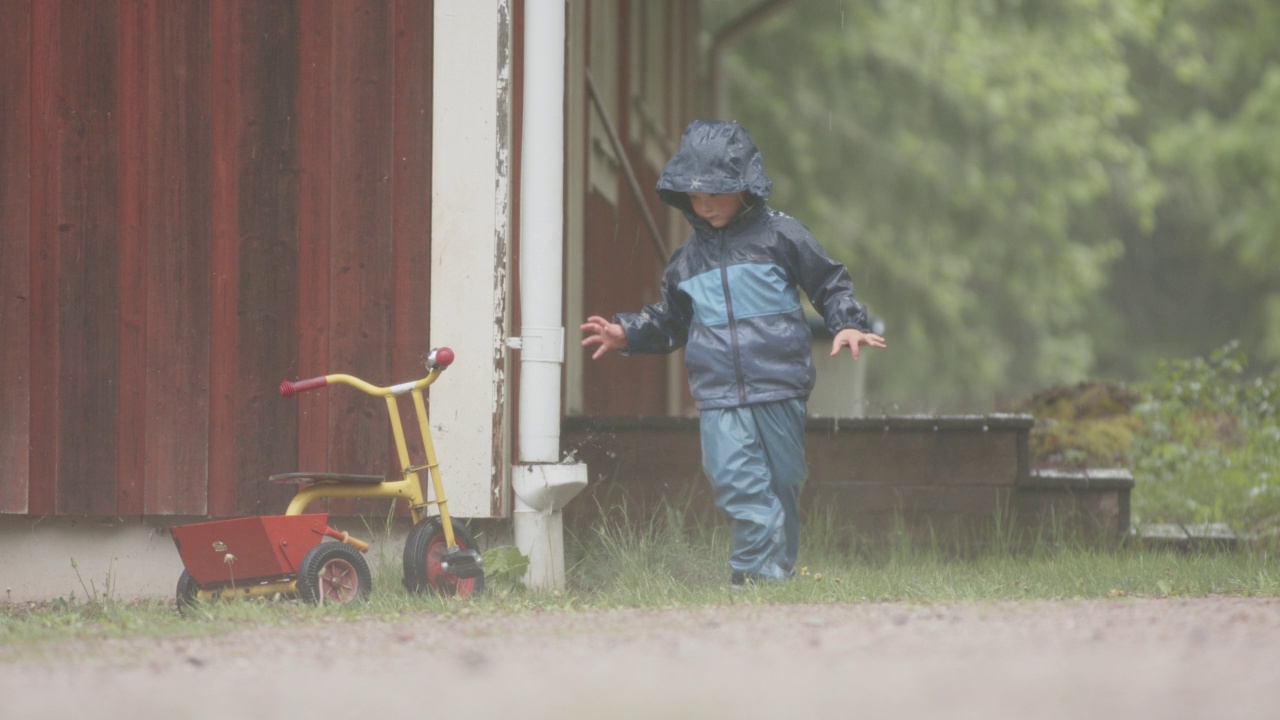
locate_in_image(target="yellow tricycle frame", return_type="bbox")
[279,357,460,550]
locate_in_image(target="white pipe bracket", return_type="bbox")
[516,325,565,364]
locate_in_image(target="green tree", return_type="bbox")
[708,0,1160,410]
[706,0,1280,410]
[1108,0,1280,375]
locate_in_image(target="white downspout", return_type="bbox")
[512,0,587,591]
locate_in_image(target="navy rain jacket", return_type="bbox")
[616,120,870,410]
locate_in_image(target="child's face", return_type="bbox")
[688,192,744,228]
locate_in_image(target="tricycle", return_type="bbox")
[170,347,485,613]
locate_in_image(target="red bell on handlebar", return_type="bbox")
[428,347,454,369]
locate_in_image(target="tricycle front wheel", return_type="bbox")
[402,516,485,598]
[298,542,372,606]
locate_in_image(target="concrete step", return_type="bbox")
[1134,522,1240,552]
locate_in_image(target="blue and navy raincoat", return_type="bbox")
[617,120,870,410]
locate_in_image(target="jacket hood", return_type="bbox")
[656,120,773,216]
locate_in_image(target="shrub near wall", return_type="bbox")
[1011,343,1280,544]
[1131,343,1280,541]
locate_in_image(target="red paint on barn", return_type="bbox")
[0,0,703,520]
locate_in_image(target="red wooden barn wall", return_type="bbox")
[580,0,699,417]
[0,0,434,518]
[1,0,33,515]
[0,0,699,520]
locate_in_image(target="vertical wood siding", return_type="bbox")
[1,0,699,519]
[328,1,395,517]
[578,0,692,417]
[116,0,149,516]
[32,0,125,516]
[0,0,32,514]
[144,1,212,515]
[0,0,434,518]
[210,0,303,518]
[296,1,333,479]
[322,0,385,502]
[390,0,433,465]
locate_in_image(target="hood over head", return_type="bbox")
[656,120,773,217]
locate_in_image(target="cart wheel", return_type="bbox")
[402,516,486,598]
[298,542,372,606]
[176,571,201,616]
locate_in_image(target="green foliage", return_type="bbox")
[1008,382,1143,469]
[703,0,1280,409]
[707,0,1156,409]
[1130,342,1280,536]
[482,546,531,591]
[1006,343,1280,536]
[1104,0,1280,376]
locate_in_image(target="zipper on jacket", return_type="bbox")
[717,232,748,405]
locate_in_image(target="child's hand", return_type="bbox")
[580,315,628,359]
[831,328,886,359]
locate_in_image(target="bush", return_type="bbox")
[1009,342,1280,539]
[1130,342,1280,537]
[1007,381,1142,469]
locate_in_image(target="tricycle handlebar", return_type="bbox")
[280,347,455,398]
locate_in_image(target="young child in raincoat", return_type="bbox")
[581,120,886,585]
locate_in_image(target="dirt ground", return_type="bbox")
[3,596,1279,719]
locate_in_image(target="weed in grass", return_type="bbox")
[62,557,117,620]
[356,502,409,593]
[482,546,531,592]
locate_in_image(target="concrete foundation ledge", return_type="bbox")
[1023,468,1135,491]
[0,515,191,604]
[807,414,1035,433]
[1135,522,1240,552]
[563,414,1036,434]
[0,514,508,605]
[1015,468,1134,539]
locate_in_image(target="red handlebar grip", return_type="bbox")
[280,376,328,398]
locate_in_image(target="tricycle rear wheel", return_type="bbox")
[176,570,200,616]
[402,516,485,598]
[298,542,372,606]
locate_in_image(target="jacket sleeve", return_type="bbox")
[781,220,870,335]
[614,252,693,355]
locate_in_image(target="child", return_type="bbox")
[581,120,885,585]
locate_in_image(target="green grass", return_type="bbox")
[3,504,1278,657]
[7,515,1280,630]
[561,501,1280,606]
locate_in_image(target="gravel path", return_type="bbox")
[3,596,1279,719]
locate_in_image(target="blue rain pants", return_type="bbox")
[699,398,807,580]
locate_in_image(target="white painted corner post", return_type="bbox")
[430,1,514,520]
[432,0,586,590]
